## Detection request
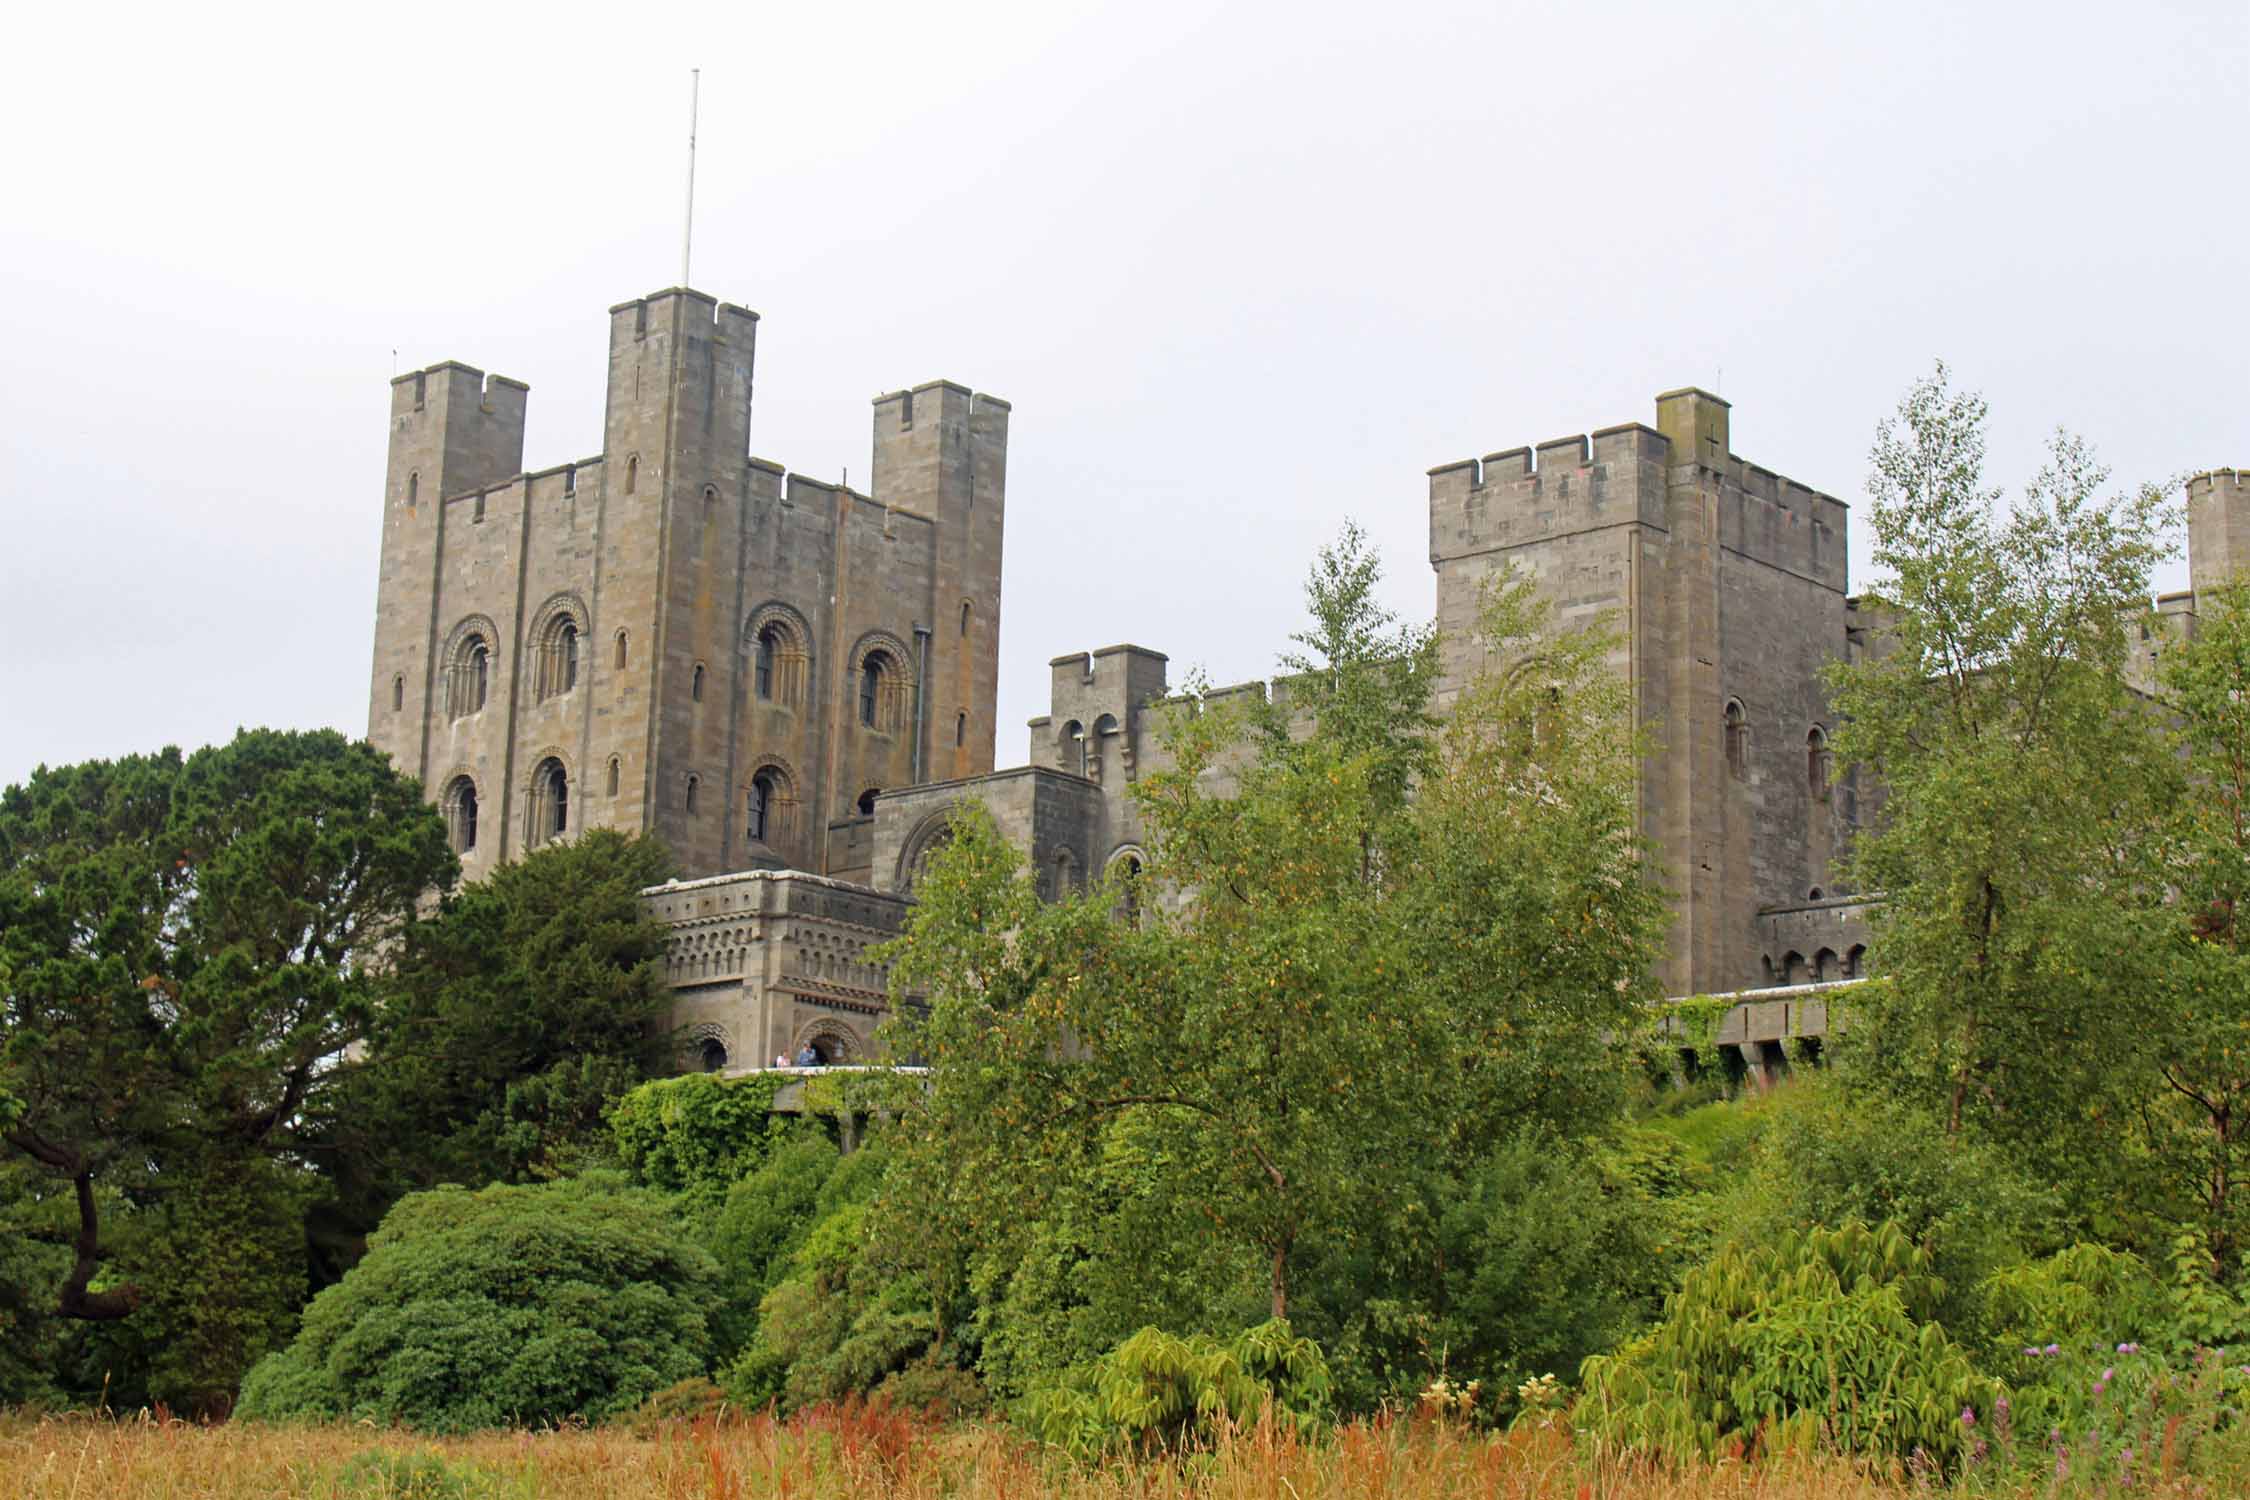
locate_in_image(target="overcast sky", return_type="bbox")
[3,0,2243,790]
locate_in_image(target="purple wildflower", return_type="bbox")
[1960,1406,1976,1427]
[2045,1343,2062,1355]
[2116,1342,2140,1355]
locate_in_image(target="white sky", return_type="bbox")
[2,0,2243,790]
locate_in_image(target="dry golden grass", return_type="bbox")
[0,1406,2209,1500]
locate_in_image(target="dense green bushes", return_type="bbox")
[237,1176,715,1431]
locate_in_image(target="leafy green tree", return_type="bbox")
[236,1173,716,1431]
[0,729,453,1410]
[880,529,1664,1342]
[1826,367,2178,1183]
[2150,581,2250,1268]
[330,829,676,1211]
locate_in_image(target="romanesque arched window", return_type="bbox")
[392,675,403,713]
[532,601,586,701]
[443,624,498,720]
[529,757,568,846]
[692,662,706,702]
[407,471,418,506]
[860,654,886,727]
[684,774,700,815]
[956,711,966,747]
[756,626,778,700]
[615,630,629,670]
[857,788,880,816]
[607,756,621,797]
[748,772,774,840]
[1724,699,1748,780]
[1807,726,1832,802]
[444,775,478,854]
[699,1036,729,1072]
[960,600,972,637]
[625,454,639,494]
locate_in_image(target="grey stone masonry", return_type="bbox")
[364,287,1008,887]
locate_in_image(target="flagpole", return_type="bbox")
[681,68,700,288]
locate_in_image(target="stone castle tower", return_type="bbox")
[366,287,1009,888]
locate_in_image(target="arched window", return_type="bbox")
[1050,849,1076,899]
[860,654,887,727]
[407,471,418,506]
[444,776,478,854]
[625,455,639,494]
[1845,944,1867,979]
[1059,719,1085,775]
[955,711,966,747]
[529,758,568,845]
[391,675,403,713]
[615,630,629,670]
[469,640,489,712]
[1807,726,1832,802]
[857,788,879,816]
[1091,713,1118,779]
[684,775,700,814]
[1814,948,1839,982]
[699,1036,728,1073]
[748,771,776,840]
[534,608,584,701]
[691,662,705,702]
[607,756,621,797]
[755,625,779,699]
[1724,699,1748,780]
[960,600,972,637]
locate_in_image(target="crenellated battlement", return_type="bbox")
[1428,421,1672,565]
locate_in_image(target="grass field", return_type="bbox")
[0,1406,2203,1500]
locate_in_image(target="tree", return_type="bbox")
[1825,367,2178,1183]
[879,529,1664,1339]
[0,729,454,1410]
[236,1173,716,1431]
[2150,580,2250,1268]
[329,829,676,1214]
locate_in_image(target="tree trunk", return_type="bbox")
[1269,1236,1290,1322]
[57,1172,140,1321]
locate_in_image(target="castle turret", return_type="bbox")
[2190,468,2250,601]
[367,361,528,790]
[869,381,1010,783]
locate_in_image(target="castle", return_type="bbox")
[368,285,2246,1071]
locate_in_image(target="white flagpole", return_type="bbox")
[681,68,700,288]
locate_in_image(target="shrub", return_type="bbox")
[237,1174,716,1432]
[622,1376,732,1435]
[608,1073,790,1209]
[1576,1219,1998,1464]
[1020,1320,1331,1459]
[708,1133,839,1358]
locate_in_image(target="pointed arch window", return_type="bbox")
[1807,725,1832,802]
